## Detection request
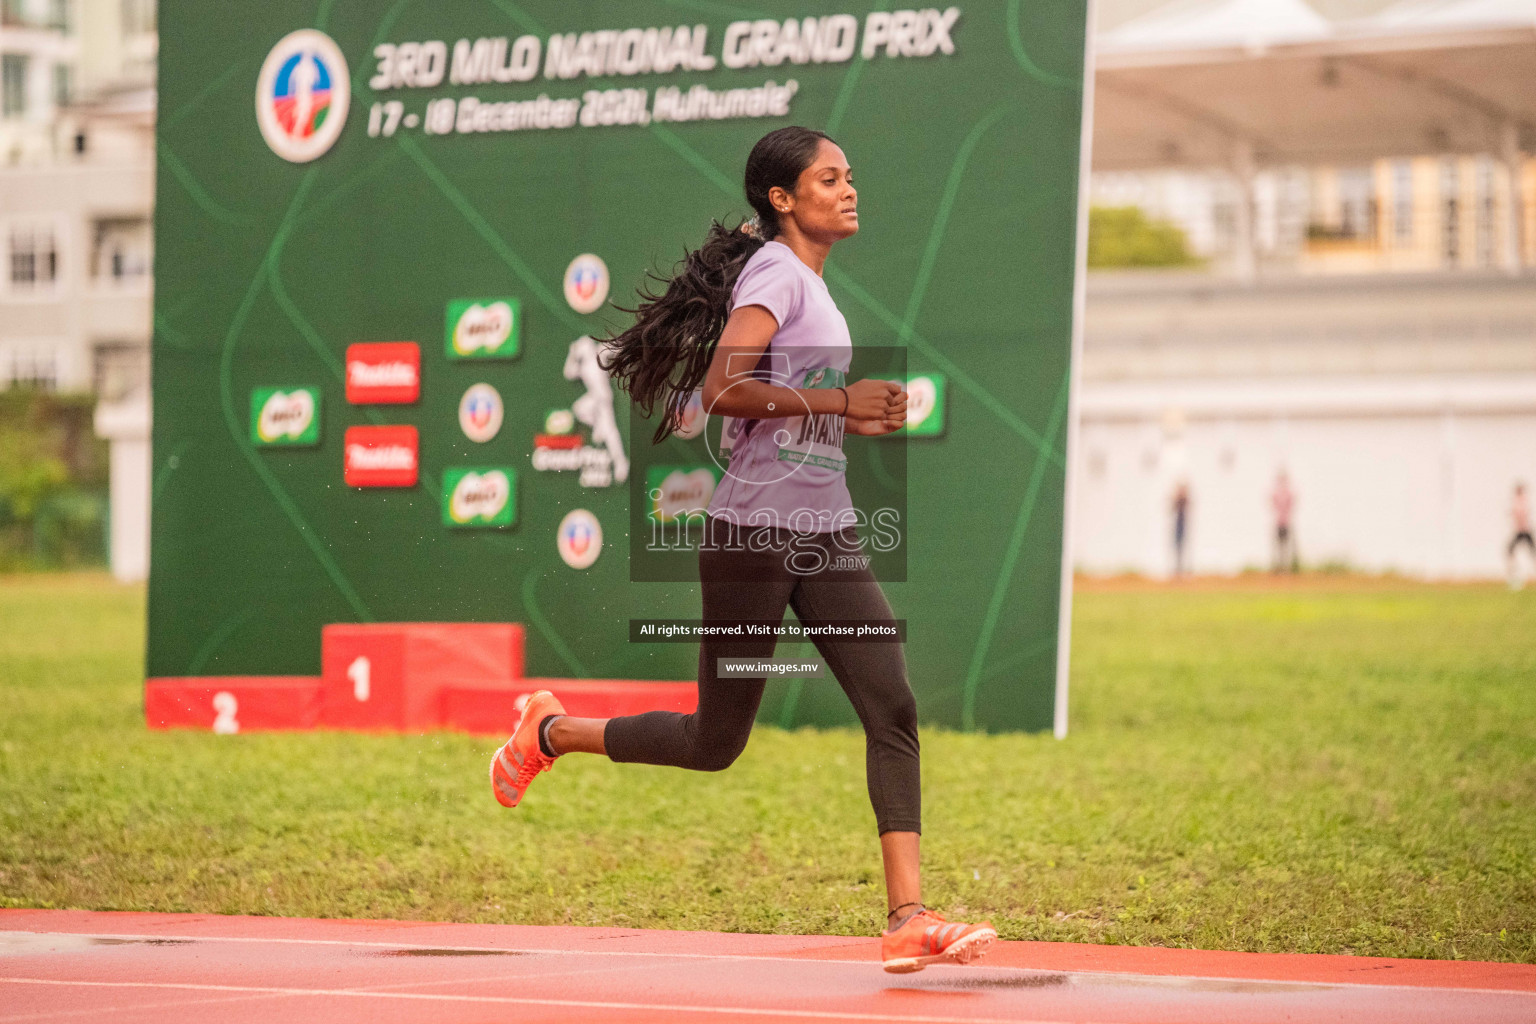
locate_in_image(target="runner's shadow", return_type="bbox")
[887,972,1069,993]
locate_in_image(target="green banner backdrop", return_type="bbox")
[150,0,1089,732]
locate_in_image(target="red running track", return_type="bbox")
[2,910,1533,1023]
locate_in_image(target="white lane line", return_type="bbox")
[0,991,305,1023]
[0,978,1080,1024]
[0,959,693,1022]
[1,930,1533,999]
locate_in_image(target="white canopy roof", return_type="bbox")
[1100,0,1333,55]
[1368,0,1536,32]
[1091,0,1536,169]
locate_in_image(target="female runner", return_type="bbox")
[489,125,996,973]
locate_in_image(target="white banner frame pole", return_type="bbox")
[1055,0,1099,740]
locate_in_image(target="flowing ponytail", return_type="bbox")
[600,126,834,444]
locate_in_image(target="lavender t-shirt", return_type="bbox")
[707,240,855,533]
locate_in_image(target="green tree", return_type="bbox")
[0,430,69,520]
[0,389,108,569]
[1087,206,1201,269]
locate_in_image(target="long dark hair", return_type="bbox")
[600,126,835,444]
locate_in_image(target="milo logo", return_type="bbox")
[645,465,719,523]
[443,467,516,527]
[446,298,520,359]
[545,408,575,435]
[898,373,946,437]
[251,387,320,446]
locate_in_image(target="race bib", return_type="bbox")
[717,415,755,463]
[777,366,847,473]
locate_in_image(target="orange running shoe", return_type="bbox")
[489,690,565,808]
[881,908,998,973]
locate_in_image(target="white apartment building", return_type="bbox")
[2,0,155,580]
[2,0,155,394]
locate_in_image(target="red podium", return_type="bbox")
[320,623,526,730]
[145,677,323,733]
[145,624,697,736]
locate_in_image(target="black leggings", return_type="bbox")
[604,518,921,834]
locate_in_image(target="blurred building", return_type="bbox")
[1076,272,1535,578]
[1092,154,1536,276]
[4,0,1533,582]
[2,0,155,579]
[1,0,154,391]
[1074,0,1536,579]
[1302,155,1536,273]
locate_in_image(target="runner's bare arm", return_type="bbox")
[702,305,901,420]
[847,402,907,435]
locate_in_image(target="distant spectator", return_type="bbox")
[1272,469,1297,574]
[1509,482,1534,590]
[1171,482,1190,578]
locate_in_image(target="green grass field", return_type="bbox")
[1,573,1532,961]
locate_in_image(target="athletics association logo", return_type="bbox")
[557,509,603,569]
[672,388,706,440]
[458,383,504,443]
[563,254,610,315]
[256,29,351,163]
